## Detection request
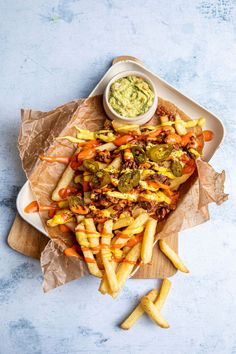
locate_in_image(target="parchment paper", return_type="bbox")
[19,95,228,291]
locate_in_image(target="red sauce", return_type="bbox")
[70,154,82,170]
[39,156,70,164]
[203,130,214,142]
[58,187,78,199]
[84,257,96,264]
[111,243,124,249]
[24,200,39,213]
[101,232,113,238]
[80,246,90,252]
[122,259,138,265]
[125,234,143,248]
[99,244,110,249]
[59,224,71,233]
[182,159,196,174]
[116,232,130,239]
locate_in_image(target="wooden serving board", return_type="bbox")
[8,213,48,259]
[7,55,178,279]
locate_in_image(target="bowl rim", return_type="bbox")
[104,70,158,122]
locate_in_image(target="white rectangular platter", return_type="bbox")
[16,58,225,236]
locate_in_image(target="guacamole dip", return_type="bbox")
[109,75,154,118]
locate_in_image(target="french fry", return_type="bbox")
[108,156,122,170]
[114,213,149,249]
[132,207,146,218]
[99,233,120,295]
[75,223,102,278]
[75,215,85,224]
[112,242,141,298]
[159,239,189,273]
[96,142,116,151]
[101,220,119,293]
[120,289,158,330]
[99,242,119,295]
[141,218,157,264]
[51,148,80,201]
[112,120,140,134]
[122,246,131,256]
[154,279,171,311]
[99,272,114,295]
[84,218,100,254]
[112,216,134,230]
[175,113,187,136]
[140,296,170,328]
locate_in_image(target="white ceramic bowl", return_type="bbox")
[103,70,158,125]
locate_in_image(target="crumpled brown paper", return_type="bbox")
[19,95,228,291]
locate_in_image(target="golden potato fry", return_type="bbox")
[101,220,119,293]
[154,279,171,311]
[120,289,158,330]
[112,242,141,298]
[96,142,116,151]
[112,216,134,230]
[99,232,120,295]
[141,296,170,329]
[159,239,189,273]
[84,218,100,254]
[114,213,149,249]
[51,148,80,201]
[75,223,102,278]
[141,218,157,264]
[75,215,85,224]
[108,156,122,170]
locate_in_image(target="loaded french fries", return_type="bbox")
[25,107,213,329]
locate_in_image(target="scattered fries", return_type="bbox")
[121,279,171,330]
[154,279,172,311]
[120,289,158,330]
[141,296,170,328]
[159,239,189,273]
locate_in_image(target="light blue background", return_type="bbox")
[1,1,236,353]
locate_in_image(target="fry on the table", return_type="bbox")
[84,218,100,254]
[154,279,172,311]
[51,148,80,201]
[101,220,119,293]
[112,242,141,298]
[120,289,158,330]
[159,239,189,273]
[141,218,157,264]
[140,296,170,329]
[75,222,102,278]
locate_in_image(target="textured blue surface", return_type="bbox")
[1,1,236,353]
